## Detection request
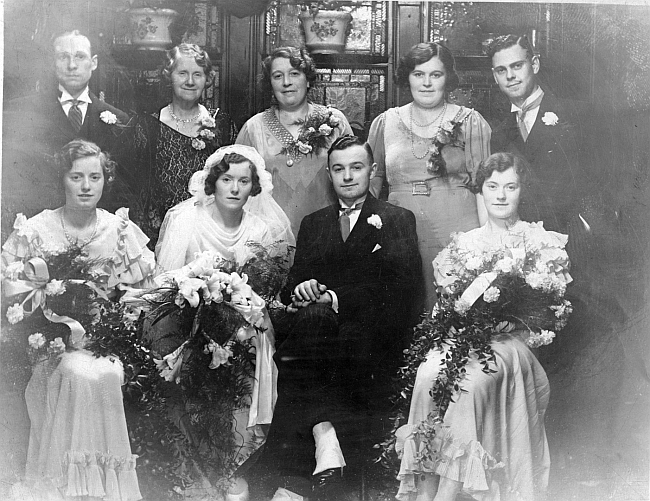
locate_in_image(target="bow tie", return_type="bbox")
[339,203,363,216]
[339,203,362,242]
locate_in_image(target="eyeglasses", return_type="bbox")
[55,52,91,64]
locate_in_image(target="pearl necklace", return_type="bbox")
[60,210,100,246]
[410,102,447,127]
[409,102,447,160]
[168,104,201,132]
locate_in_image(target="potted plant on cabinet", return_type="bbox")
[299,1,356,54]
[124,0,180,50]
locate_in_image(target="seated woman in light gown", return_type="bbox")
[396,152,573,501]
[153,144,294,498]
[2,139,155,501]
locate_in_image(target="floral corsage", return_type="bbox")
[426,120,464,176]
[282,106,341,166]
[192,115,220,151]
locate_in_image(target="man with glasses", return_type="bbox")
[2,30,131,238]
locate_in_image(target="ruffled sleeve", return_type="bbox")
[461,108,491,176]
[1,214,42,269]
[367,112,387,181]
[109,208,155,288]
[525,221,573,285]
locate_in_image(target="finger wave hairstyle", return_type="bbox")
[204,152,262,197]
[55,139,116,190]
[259,46,317,100]
[162,43,215,87]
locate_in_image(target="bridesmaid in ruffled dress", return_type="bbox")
[3,140,155,501]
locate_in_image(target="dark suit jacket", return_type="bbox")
[282,194,424,352]
[2,90,132,239]
[491,92,588,233]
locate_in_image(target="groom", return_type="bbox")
[263,135,423,500]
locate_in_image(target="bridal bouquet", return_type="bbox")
[379,223,572,466]
[87,243,291,496]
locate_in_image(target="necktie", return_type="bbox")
[516,91,544,142]
[68,100,83,132]
[339,204,362,242]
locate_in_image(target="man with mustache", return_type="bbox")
[2,30,131,239]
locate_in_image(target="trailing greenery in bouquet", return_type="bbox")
[378,227,572,467]
[1,245,114,367]
[88,242,292,496]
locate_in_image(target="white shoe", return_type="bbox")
[270,486,307,501]
[226,477,250,501]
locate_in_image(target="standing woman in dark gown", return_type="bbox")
[132,43,237,246]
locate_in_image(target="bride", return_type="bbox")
[396,152,572,501]
[156,144,294,273]
[152,144,294,498]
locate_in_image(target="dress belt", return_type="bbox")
[389,179,439,196]
[389,179,470,196]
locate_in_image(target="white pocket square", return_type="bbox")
[372,244,382,253]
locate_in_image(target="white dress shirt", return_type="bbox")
[327,195,368,312]
[511,85,544,136]
[59,85,92,124]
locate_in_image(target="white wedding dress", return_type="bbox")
[155,199,291,467]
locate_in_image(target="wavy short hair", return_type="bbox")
[327,134,373,165]
[55,139,116,189]
[473,152,530,194]
[259,46,318,100]
[204,152,262,198]
[396,42,459,92]
[486,34,536,61]
[162,43,214,87]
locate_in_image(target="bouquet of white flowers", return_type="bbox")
[379,222,573,466]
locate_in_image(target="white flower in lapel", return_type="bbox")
[367,214,382,229]
[542,112,559,126]
[99,110,118,125]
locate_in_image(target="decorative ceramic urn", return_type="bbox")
[129,8,178,50]
[299,10,352,54]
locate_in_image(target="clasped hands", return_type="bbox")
[287,279,332,313]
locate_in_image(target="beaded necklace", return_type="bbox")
[409,102,447,160]
[60,210,100,246]
[168,104,201,133]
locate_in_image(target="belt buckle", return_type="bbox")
[412,181,430,196]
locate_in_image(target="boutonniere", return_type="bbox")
[99,110,118,125]
[367,214,383,229]
[541,112,559,126]
[192,115,219,151]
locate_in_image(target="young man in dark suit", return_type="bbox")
[263,135,423,500]
[487,34,588,234]
[2,30,131,239]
